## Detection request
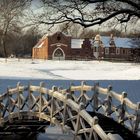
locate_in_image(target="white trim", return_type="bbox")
[50,43,67,47]
[37,42,44,48]
[71,39,84,48]
[52,47,65,60]
[33,41,45,48]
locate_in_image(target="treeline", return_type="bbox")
[0,27,41,58]
[58,23,140,39]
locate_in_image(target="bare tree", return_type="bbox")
[37,0,139,28]
[58,22,84,38]
[130,32,140,61]
[0,0,30,58]
[19,27,40,57]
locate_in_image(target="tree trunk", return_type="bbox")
[0,36,7,58]
[1,22,9,58]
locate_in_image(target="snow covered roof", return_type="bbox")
[48,31,71,37]
[34,31,134,49]
[102,36,132,48]
[34,40,45,48]
[37,42,44,48]
[36,31,71,41]
[71,39,84,48]
[91,36,133,48]
[57,31,71,37]
[42,34,48,39]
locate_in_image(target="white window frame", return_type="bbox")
[52,47,65,60]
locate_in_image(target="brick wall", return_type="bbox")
[32,32,133,60]
[48,32,71,59]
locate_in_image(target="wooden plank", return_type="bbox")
[71,85,94,91]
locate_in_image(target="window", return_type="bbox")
[54,49,63,57]
[94,47,98,52]
[52,47,65,60]
[116,48,120,55]
[123,49,125,54]
[110,48,115,54]
[105,48,109,54]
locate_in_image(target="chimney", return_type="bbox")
[95,34,101,41]
[110,34,114,40]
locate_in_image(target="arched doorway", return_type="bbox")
[52,47,65,60]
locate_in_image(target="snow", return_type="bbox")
[35,41,44,48]
[0,58,140,80]
[0,58,139,139]
[71,39,84,48]
[71,36,132,49]
[101,36,132,48]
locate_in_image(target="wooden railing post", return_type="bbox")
[91,116,99,140]
[93,82,99,112]
[118,92,127,123]
[133,102,140,133]
[69,82,75,101]
[62,93,72,132]
[28,82,32,119]
[0,99,2,126]
[63,93,71,125]
[50,86,57,125]
[91,117,114,140]
[74,102,85,139]
[17,82,21,119]
[7,87,12,122]
[39,82,45,121]
[104,85,112,116]
[79,81,87,104]
[69,82,73,90]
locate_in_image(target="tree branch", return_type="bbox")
[37,0,140,28]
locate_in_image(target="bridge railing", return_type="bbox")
[0,81,139,140]
[70,81,140,135]
[29,83,114,140]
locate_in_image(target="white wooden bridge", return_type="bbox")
[0,81,139,140]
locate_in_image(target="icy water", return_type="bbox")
[0,79,140,140]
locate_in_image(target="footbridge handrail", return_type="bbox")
[0,81,139,140]
[70,82,140,135]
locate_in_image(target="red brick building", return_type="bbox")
[32,31,133,60]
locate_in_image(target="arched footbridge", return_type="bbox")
[0,82,139,140]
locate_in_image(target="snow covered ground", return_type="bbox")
[0,58,140,80]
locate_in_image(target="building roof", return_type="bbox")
[34,40,45,48]
[101,36,133,48]
[33,31,134,49]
